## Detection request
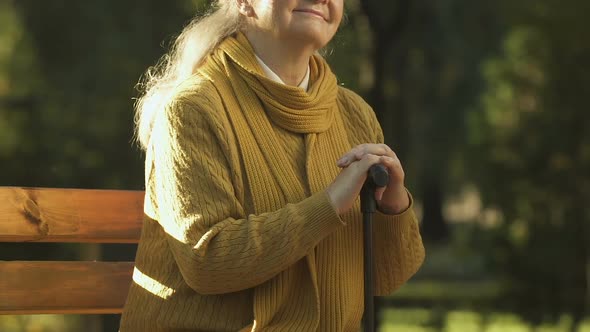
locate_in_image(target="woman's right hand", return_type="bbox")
[326,153,387,215]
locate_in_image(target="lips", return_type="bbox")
[293,8,327,20]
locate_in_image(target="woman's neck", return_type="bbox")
[244,31,313,87]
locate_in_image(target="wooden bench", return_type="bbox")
[0,187,144,315]
[0,186,428,331]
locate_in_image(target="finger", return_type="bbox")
[381,144,397,159]
[375,186,386,201]
[354,154,383,175]
[379,155,405,183]
[336,152,356,167]
[354,144,398,165]
[353,144,372,158]
[337,144,393,167]
[337,144,367,167]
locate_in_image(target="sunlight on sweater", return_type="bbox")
[132,267,176,299]
[165,212,204,244]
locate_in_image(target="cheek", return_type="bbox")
[331,2,344,26]
[327,8,344,40]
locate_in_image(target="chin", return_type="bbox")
[287,29,334,51]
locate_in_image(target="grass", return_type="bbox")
[2,309,589,331]
[392,279,501,302]
[0,315,85,332]
[380,308,590,332]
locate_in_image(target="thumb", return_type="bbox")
[374,186,386,201]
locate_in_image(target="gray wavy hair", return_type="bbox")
[133,0,244,150]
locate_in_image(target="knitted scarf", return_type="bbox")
[198,33,354,331]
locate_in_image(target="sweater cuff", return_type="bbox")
[296,190,346,240]
[376,189,416,224]
[374,204,419,241]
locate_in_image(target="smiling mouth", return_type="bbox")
[293,9,327,20]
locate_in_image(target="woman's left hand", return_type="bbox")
[336,144,410,214]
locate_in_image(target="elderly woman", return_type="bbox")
[120,0,425,331]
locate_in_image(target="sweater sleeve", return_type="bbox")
[372,197,425,295]
[369,109,426,296]
[148,97,345,295]
[339,88,425,295]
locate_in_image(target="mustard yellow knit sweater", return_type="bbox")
[121,43,424,332]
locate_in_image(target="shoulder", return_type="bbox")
[336,86,381,142]
[336,86,377,124]
[337,86,371,111]
[147,74,234,156]
[168,75,222,117]
[157,74,227,132]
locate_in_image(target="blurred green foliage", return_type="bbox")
[467,0,590,325]
[0,0,588,331]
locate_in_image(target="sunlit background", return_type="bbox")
[1,0,588,331]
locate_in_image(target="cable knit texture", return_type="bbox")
[120,33,425,332]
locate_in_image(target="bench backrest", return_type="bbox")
[0,187,144,314]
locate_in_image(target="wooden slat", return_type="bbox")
[0,261,134,314]
[0,187,144,243]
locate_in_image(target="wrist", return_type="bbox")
[377,188,411,215]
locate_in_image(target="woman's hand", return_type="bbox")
[329,144,410,215]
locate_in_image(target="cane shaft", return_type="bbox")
[363,212,375,331]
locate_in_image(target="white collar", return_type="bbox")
[255,54,310,91]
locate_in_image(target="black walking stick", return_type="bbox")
[361,164,389,332]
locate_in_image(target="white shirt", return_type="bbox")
[255,54,310,91]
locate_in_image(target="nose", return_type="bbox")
[313,0,329,4]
